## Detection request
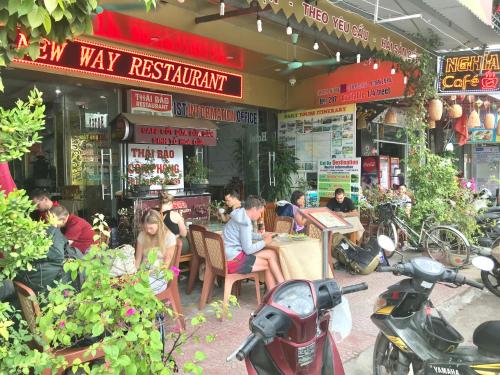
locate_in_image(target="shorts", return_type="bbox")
[227,252,256,274]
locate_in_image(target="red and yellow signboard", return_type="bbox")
[14,35,243,99]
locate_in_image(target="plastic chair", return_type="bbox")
[13,281,104,375]
[155,238,186,331]
[202,231,261,315]
[274,216,294,234]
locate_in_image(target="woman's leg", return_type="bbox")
[252,257,276,289]
[254,250,285,284]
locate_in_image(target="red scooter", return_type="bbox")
[227,279,368,374]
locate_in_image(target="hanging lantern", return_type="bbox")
[448,104,463,119]
[428,99,443,121]
[467,95,475,103]
[475,98,483,108]
[356,113,368,129]
[492,103,497,111]
[384,108,398,124]
[484,100,491,110]
[458,94,466,103]
[467,110,480,128]
[484,113,495,129]
[450,95,457,101]
[429,120,436,129]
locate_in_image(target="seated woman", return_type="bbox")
[276,190,307,233]
[223,196,285,289]
[159,192,189,255]
[135,209,177,294]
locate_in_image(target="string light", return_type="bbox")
[286,21,292,35]
[373,60,379,70]
[390,65,396,75]
[313,40,319,50]
[356,54,361,63]
[336,51,340,62]
[257,15,262,32]
[220,0,225,16]
[403,76,408,84]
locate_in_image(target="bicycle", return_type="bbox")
[376,202,471,267]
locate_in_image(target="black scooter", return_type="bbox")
[371,236,500,375]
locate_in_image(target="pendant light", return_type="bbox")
[356,54,361,63]
[257,15,262,32]
[384,107,398,124]
[313,40,319,50]
[286,21,292,35]
[373,60,379,70]
[220,0,225,16]
[336,51,340,62]
[403,76,408,85]
[390,65,396,75]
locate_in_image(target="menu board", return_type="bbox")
[278,104,356,171]
[318,158,361,206]
[301,207,351,230]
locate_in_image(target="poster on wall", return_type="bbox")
[126,143,184,190]
[318,158,361,206]
[278,104,356,172]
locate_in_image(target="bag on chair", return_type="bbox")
[333,236,380,275]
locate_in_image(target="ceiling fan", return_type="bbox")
[267,33,341,76]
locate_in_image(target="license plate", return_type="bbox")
[297,342,316,367]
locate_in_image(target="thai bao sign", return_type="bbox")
[247,1,420,57]
[438,50,500,94]
[129,90,173,116]
[173,101,258,125]
[318,158,361,206]
[14,35,243,99]
[134,124,217,146]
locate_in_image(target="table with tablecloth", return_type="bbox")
[265,236,333,280]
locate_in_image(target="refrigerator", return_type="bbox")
[361,156,400,191]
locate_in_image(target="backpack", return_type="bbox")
[276,203,294,218]
[63,243,85,292]
[333,236,381,275]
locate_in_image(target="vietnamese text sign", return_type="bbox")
[318,158,361,206]
[173,101,258,125]
[129,89,172,116]
[438,50,500,94]
[134,125,217,146]
[15,35,243,99]
[127,144,183,190]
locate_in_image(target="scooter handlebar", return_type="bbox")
[235,333,261,361]
[463,278,484,289]
[341,282,368,295]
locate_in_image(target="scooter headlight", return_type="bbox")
[273,281,314,318]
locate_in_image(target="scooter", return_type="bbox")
[371,236,500,375]
[227,279,368,374]
[474,236,500,297]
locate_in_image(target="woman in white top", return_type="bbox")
[135,209,177,294]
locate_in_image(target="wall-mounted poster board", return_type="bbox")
[278,104,356,172]
[318,158,361,207]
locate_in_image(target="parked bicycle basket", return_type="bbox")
[377,203,395,220]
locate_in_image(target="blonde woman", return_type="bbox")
[135,209,177,294]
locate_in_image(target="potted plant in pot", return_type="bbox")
[184,156,209,194]
[160,158,182,190]
[126,157,161,197]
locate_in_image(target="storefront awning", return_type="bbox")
[116,112,218,130]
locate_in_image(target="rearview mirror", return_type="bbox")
[471,256,494,272]
[378,235,396,253]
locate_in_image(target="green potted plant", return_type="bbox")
[160,158,182,190]
[126,157,161,197]
[184,156,209,194]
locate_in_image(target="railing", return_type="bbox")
[493,13,500,34]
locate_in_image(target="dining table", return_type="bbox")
[265,234,333,281]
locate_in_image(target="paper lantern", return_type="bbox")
[429,120,436,129]
[467,110,480,128]
[485,113,495,129]
[450,95,457,101]
[357,116,367,129]
[492,103,497,111]
[475,99,483,108]
[448,104,463,119]
[458,95,466,103]
[384,108,398,124]
[484,100,490,110]
[428,99,443,121]
[467,95,475,103]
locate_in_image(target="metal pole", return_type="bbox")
[322,229,329,279]
[374,0,379,22]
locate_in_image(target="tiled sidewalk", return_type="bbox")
[173,264,480,374]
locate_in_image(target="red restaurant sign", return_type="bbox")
[14,35,243,99]
[134,125,217,146]
[129,89,173,116]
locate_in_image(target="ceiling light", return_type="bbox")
[390,65,396,75]
[274,68,281,72]
[177,0,185,3]
[356,54,361,63]
[313,41,319,50]
[257,15,262,32]
[445,143,454,152]
[100,95,107,99]
[55,88,61,95]
[220,0,225,16]
[336,51,340,62]
[403,76,408,84]
[373,61,378,70]
[286,21,292,35]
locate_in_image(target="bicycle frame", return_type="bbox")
[389,211,436,249]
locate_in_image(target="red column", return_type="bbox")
[0,162,16,196]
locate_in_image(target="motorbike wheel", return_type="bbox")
[481,254,500,297]
[377,220,398,259]
[372,332,424,375]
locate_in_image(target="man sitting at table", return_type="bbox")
[31,189,59,222]
[219,189,242,223]
[327,188,358,217]
[223,196,285,289]
[49,205,96,254]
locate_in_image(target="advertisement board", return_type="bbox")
[129,90,173,116]
[318,158,361,206]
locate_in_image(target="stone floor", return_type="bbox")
[170,259,482,374]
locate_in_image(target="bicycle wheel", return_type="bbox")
[377,220,398,258]
[424,226,469,267]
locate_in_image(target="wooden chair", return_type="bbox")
[264,202,277,233]
[155,238,186,331]
[274,216,294,234]
[304,221,335,276]
[186,225,208,296]
[202,231,261,315]
[13,281,105,375]
[319,197,330,207]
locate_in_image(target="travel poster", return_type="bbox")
[318,158,361,207]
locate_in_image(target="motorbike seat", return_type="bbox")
[473,321,500,355]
